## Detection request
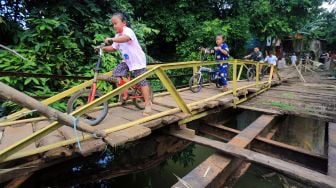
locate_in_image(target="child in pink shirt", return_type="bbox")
[100,13,152,115]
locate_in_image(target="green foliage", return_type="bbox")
[0,0,158,113]
[131,0,214,43]
[132,21,160,53]
[170,144,195,167]
[130,0,327,60]
[177,19,230,60]
[306,10,336,49]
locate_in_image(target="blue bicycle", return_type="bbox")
[189,47,222,93]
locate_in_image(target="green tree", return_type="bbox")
[0,0,158,112]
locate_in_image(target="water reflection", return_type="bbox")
[22,134,200,187]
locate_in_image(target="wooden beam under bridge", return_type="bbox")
[172,114,277,188]
[169,131,336,188]
[200,123,327,173]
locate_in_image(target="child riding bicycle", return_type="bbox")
[98,13,152,116]
[243,47,263,62]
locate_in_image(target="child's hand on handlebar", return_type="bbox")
[104,38,114,45]
[199,47,214,54]
[94,43,106,52]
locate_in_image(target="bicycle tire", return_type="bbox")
[189,73,203,93]
[246,68,255,81]
[67,89,108,126]
[133,87,154,110]
[261,66,270,80]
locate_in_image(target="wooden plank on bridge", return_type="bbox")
[153,95,195,108]
[238,104,283,115]
[328,122,336,177]
[0,124,36,152]
[170,130,336,188]
[172,115,276,188]
[228,115,276,147]
[240,82,336,122]
[33,121,72,160]
[104,125,151,147]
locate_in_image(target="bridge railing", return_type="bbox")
[0,60,280,162]
[1,60,279,123]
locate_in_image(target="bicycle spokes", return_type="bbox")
[67,89,108,126]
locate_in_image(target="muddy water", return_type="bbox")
[21,110,320,188]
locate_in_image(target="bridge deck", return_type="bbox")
[1,63,334,186]
[239,70,336,122]
[0,81,255,164]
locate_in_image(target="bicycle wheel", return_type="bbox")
[189,73,203,93]
[261,66,270,80]
[67,89,108,126]
[246,68,255,81]
[133,87,154,110]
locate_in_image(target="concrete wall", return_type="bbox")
[275,116,326,154]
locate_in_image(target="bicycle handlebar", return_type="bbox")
[199,47,214,54]
[199,47,215,62]
[94,43,106,50]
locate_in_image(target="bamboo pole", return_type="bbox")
[0,117,47,127]
[268,65,274,88]
[256,63,260,85]
[155,68,191,114]
[237,64,244,81]
[0,82,106,137]
[2,71,113,123]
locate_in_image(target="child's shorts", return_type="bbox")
[113,62,149,87]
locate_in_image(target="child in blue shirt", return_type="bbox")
[214,34,229,91]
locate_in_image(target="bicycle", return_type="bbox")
[246,63,270,81]
[189,47,222,93]
[117,72,153,110]
[67,44,153,126]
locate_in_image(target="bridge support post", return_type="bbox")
[275,67,282,81]
[256,62,260,85]
[232,60,237,108]
[193,65,198,75]
[237,64,244,81]
[155,67,191,114]
[268,65,274,88]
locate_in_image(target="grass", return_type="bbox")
[263,100,295,111]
